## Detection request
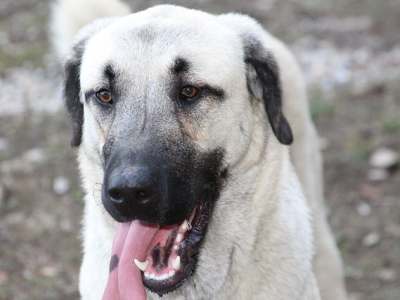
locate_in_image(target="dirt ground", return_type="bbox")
[0,0,399,299]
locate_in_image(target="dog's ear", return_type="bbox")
[64,43,85,147]
[244,38,293,145]
[61,19,117,147]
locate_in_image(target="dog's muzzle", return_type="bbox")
[100,145,225,297]
[102,146,196,225]
[104,163,162,222]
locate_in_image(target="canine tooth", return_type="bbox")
[188,210,196,224]
[173,245,179,251]
[181,219,192,231]
[176,233,183,243]
[172,256,181,270]
[134,259,148,271]
[181,220,188,231]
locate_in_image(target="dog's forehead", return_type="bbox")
[80,7,244,89]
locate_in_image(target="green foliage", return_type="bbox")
[346,133,371,163]
[310,92,335,121]
[383,118,400,134]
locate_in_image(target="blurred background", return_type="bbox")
[0,0,399,299]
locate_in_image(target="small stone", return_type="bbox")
[23,269,34,280]
[0,184,6,204]
[0,137,9,152]
[40,265,58,278]
[348,293,363,300]
[385,224,400,238]
[369,147,399,169]
[0,183,10,211]
[376,268,397,282]
[0,270,8,285]
[60,219,73,232]
[4,212,25,225]
[352,80,369,96]
[23,148,46,164]
[367,168,389,182]
[345,266,363,280]
[362,232,380,247]
[53,176,70,195]
[359,183,381,201]
[356,202,371,216]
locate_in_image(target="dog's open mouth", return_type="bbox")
[103,201,212,299]
[141,202,210,295]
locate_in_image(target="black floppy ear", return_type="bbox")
[64,45,84,147]
[60,19,117,147]
[244,39,293,145]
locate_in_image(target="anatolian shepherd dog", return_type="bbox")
[51,0,347,299]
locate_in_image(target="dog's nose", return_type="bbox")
[107,165,157,207]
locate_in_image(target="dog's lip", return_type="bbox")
[139,201,212,296]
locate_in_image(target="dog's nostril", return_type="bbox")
[135,189,152,204]
[108,185,153,205]
[108,188,124,203]
[106,165,157,207]
[136,190,147,199]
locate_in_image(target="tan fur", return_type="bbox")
[178,116,206,142]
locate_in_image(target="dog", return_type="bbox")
[51,0,347,299]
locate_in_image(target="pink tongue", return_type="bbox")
[102,221,159,300]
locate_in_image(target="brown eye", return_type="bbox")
[180,86,199,100]
[96,89,113,104]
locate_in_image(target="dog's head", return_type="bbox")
[63,5,292,297]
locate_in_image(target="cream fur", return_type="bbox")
[51,1,347,299]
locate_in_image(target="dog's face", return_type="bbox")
[64,5,292,297]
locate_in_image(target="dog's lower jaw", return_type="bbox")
[79,171,318,300]
[146,147,317,300]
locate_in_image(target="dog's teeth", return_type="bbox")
[134,258,148,271]
[181,219,192,231]
[156,273,167,281]
[168,270,175,277]
[172,256,181,270]
[173,245,179,251]
[176,233,183,243]
[180,220,188,231]
[188,209,196,224]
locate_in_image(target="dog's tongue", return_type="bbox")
[102,221,159,300]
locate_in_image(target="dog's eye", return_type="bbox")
[180,86,200,100]
[96,89,113,104]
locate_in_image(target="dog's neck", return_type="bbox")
[193,117,314,299]
[226,108,287,225]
